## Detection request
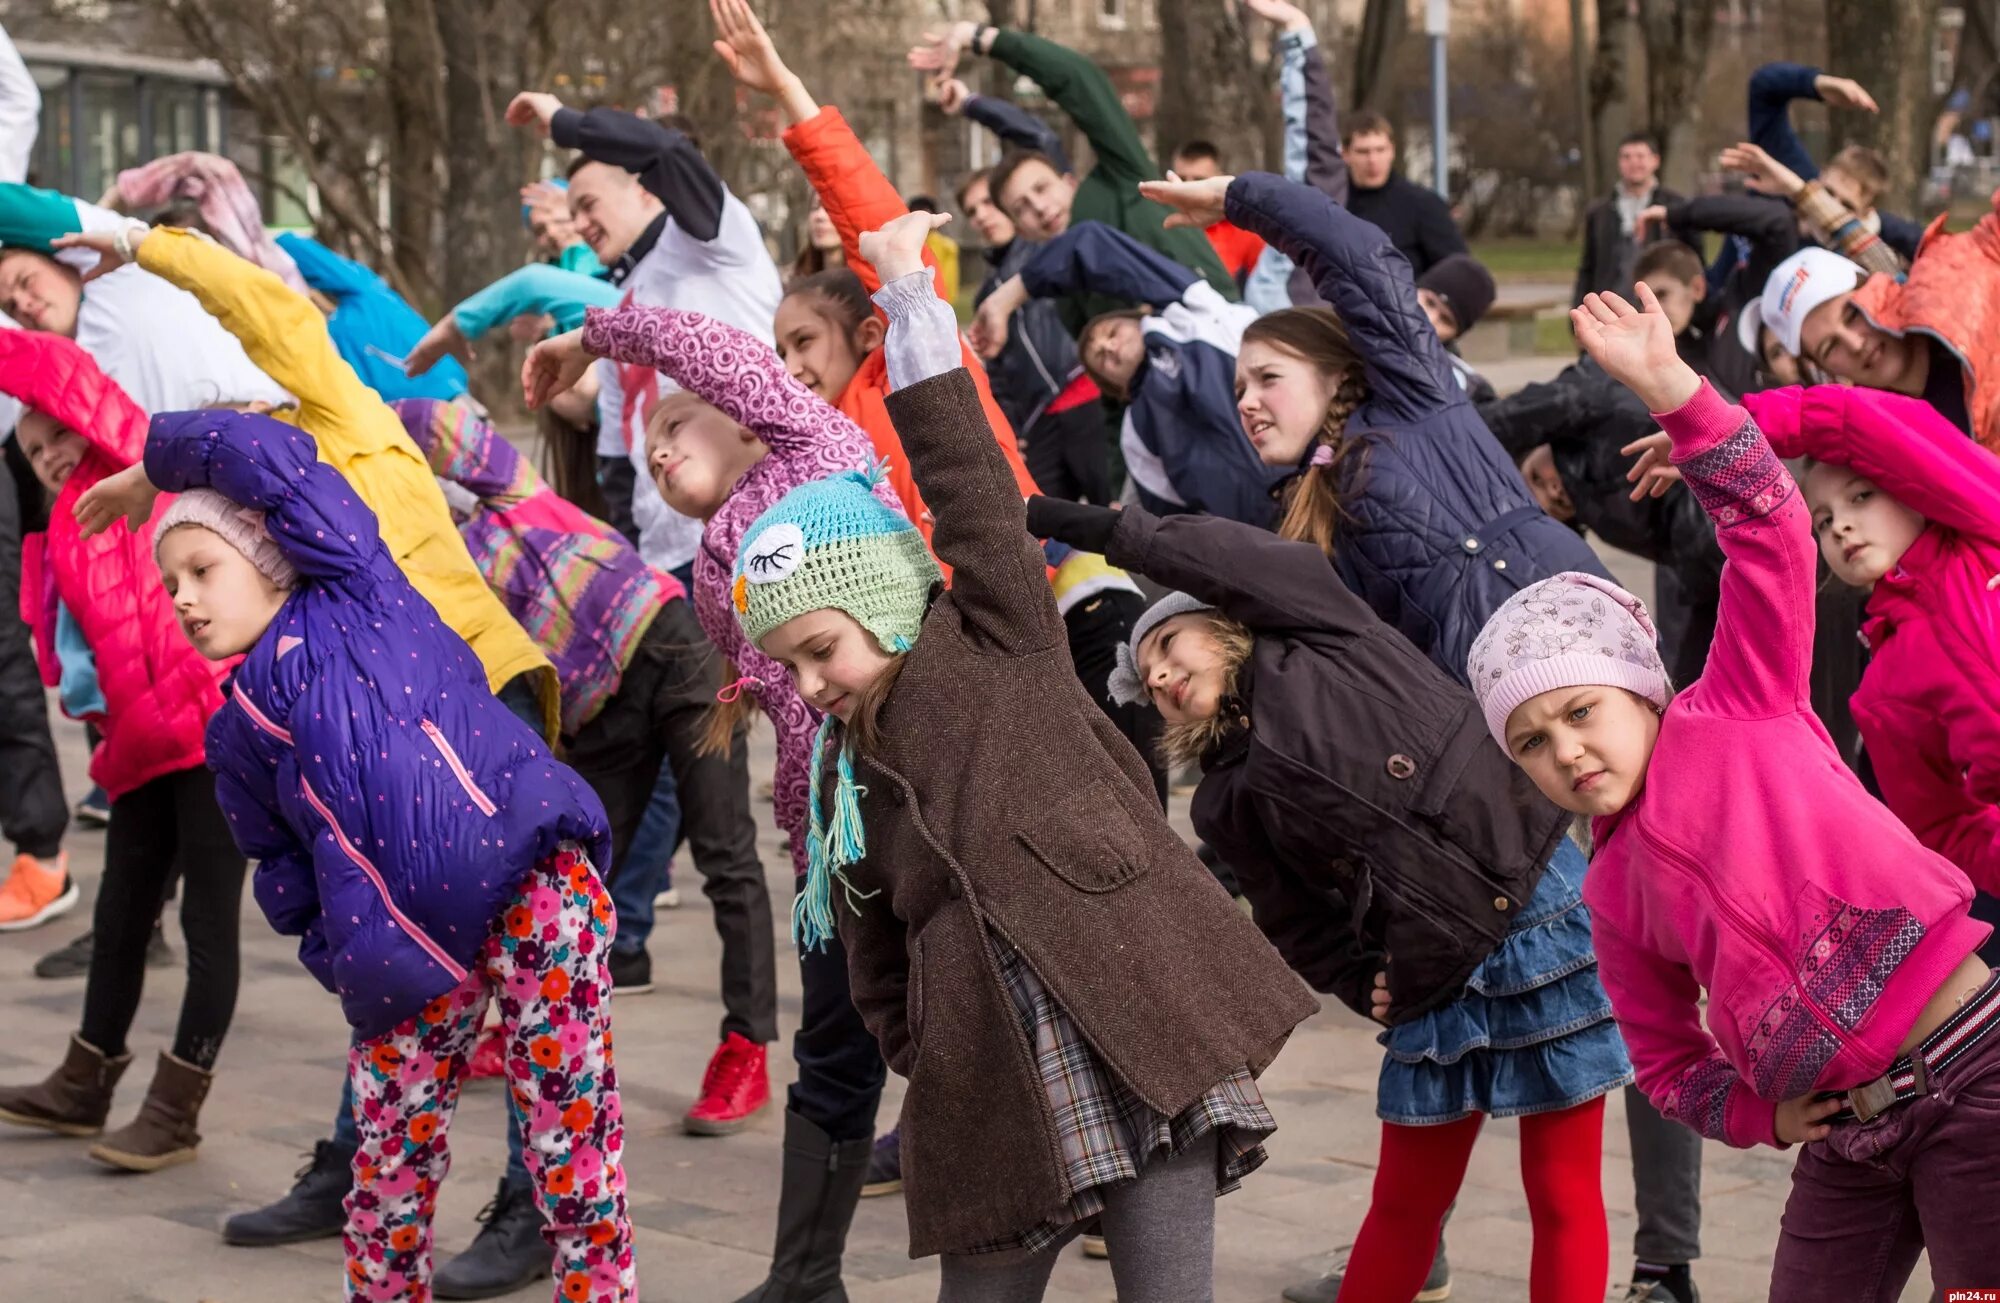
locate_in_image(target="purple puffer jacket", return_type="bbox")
[147,409,612,1039]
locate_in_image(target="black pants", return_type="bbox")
[597,454,640,547]
[1022,401,1113,508]
[0,450,66,860]
[79,767,247,1070]
[564,601,779,1044]
[1064,589,1166,807]
[790,932,886,1142]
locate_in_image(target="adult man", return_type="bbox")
[1572,132,1701,305]
[1341,111,1466,278]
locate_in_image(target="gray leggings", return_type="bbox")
[936,1132,1219,1303]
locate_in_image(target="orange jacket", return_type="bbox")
[1852,188,2000,453]
[783,107,1040,549]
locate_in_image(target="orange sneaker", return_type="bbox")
[682,1032,771,1135]
[0,852,77,931]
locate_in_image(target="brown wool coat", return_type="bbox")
[837,369,1320,1257]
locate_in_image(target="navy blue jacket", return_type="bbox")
[1747,62,1923,261]
[1022,222,1286,527]
[149,411,611,1038]
[1223,172,1610,684]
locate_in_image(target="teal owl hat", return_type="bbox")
[732,464,940,950]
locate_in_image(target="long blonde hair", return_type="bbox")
[1240,309,1372,557]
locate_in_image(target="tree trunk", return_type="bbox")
[1588,0,1634,199]
[383,0,446,307]
[1636,0,1717,191]
[1156,0,1277,172]
[1352,0,1408,119]
[1827,0,1943,216]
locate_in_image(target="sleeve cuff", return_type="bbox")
[872,272,963,391]
[549,107,585,149]
[1655,381,1744,459]
[1729,1086,1783,1149]
[1276,27,1315,52]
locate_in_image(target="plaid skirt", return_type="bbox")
[963,932,1276,1255]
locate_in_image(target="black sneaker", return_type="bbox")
[433,1177,547,1299]
[74,787,110,829]
[1625,1264,1699,1302]
[608,945,654,995]
[221,1139,357,1246]
[33,925,174,980]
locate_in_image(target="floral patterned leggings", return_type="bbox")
[343,846,634,1303]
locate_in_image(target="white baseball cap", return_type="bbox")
[1749,246,1867,360]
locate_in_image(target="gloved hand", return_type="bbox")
[1025,495,1119,555]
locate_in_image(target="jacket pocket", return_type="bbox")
[421,719,497,817]
[1013,791,1149,894]
[1788,881,1926,1036]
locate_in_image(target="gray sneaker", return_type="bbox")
[1283,1240,1451,1303]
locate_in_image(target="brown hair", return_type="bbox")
[842,651,911,757]
[783,267,873,334]
[1078,307,1150,400]
[1342,111,1393,150]
[1238,308,1372,557]
[1155,614,1254,770]
[1633,239,1704,288]
[1826,144,1889,208]
[536,405,609,518]
[989,149,1064,209]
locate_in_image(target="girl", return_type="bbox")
[725,210,1317,1301]
[972,219,1285,527]
[1474,285,2000,1302]
[85,407,630,1303]
[0,331,242,1173]
[1141,171,1605,679]
[523,296,898,1302]
[1026,492,1632,1303]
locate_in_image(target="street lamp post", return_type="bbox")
[1427,0,1449,198]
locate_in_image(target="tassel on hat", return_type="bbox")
[796,714,878,952]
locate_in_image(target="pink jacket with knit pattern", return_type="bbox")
[1587,381,1989,1149]
[1744,384,2000,895]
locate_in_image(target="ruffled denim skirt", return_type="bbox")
[1376,836,1633,1124]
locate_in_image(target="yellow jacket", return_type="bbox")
[137,228,559,740]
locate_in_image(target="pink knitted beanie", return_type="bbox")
[1466,571,1669,748]
[153,488,299,590]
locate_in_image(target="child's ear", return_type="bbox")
[854,315,886,355]
[1689,276,1707,305]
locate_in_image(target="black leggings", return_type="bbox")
[79,767,247,1070]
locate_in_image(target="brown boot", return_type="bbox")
[0,1034,131,1135]
[88,1050,212,1172]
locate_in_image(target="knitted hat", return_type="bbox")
[732,465,936,953]
[153,488,299,590]
[1107,590,1216,707]
[732,466,939,656]
[1465,571,1669,749]
[1417,254,1498,335]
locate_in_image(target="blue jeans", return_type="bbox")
[609,764,681,956]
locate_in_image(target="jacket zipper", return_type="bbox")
[1637,823,1847,1045]
[233,684,293,744]
[300,775,468,984]
[420,719,497,817]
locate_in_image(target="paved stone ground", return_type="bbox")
[0,354,1934,1302]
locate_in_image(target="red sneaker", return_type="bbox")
[465,1027,506,1083]
[682,1033,771,1135]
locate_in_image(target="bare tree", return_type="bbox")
[1155,0,1279,173]
[1828,0,1944,215]
[1636,0,1718,190]
[1351,0,1408,117]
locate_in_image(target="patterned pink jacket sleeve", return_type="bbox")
[584,304,904,878]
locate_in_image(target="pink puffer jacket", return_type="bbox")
[2,331,228,798]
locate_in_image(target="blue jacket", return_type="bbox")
[149,410,610,1038]
[1746,62,1923,261]
[450,263,622,343]
[1022,222,1285,527]
[1223,173,1611,684]
[276,233,469,403]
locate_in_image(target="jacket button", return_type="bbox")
[1386,754,1417,779]
[1493,558,1508,572]
[946,877,963,899]
[1493,896,1510,911]
[1462,536,1482,552]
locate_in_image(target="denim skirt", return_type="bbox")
[1376,836,1633,1124]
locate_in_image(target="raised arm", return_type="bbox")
[549,107,725,242]
[272,232,379,300]
[144,409,382,579]
[985,28,1158,184]
[0,181,83,250]
[1664,192,1798,293]
[960,94,1071,173]
[783,106,938,299]
[1794,181,1904,274]
[0,26,38,185]
[452,264,622,341]
[1020,220,1201,308]
[0,331,148,468]
[395,396,537,507]
[580,304,874,466]
[1220,171,1454,419]
[1747,62,1824,181]
[1296,29,1346,205]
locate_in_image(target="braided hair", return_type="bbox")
[1240,308,1372,557]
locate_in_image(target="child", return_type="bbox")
[0,332,242,1173]
[1026,491,1632,1303]
[1733,382,2000,942]
[1473,284,1999,1302]
[972,220,1283,526]
[727,209,1316,1299]
[1140,170,1605,680]
[88,408,631,1303]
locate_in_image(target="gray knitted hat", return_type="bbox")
[1106,590,1216,706]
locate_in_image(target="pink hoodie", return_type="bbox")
[1587,382,1989,1149]
[1744,385,2000,894]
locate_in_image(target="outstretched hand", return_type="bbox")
[406,315,471,378]
[969,274,1029,360]
[1241,0,1313,32]
[1569,285,1700,415]
[1619,430,1682,502]
[1719,141,1805,200]
[1138,172,1232,230]
[73,462,160,538]
[710,0,792,96]
[50,228,142,285]
[859,210,950,286]
[521,328,595,410]
[907,22,980,74]
[504,91,563,136]
[934,77,972,116]
[1814,74,1879,114]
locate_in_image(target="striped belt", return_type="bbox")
[1840,972,2000,1124]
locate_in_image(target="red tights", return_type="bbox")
[1335,1095,1609,1303]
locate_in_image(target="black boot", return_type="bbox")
[222,1139,357,1246]
[433,1176,547,1300]
[731,1110,872,1303]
